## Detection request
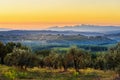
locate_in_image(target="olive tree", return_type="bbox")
[4,48,38,69]
[68,46,87,72]
[0,41,6,64]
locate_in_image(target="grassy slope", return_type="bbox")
[0,65,116,80]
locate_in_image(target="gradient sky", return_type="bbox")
[0,0,120,30]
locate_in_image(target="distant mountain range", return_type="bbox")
[0,29,119,44]
[0,30,116,49]
[0,25,120,50]
[48,24,120,32]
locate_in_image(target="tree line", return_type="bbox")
[0,41,120,76]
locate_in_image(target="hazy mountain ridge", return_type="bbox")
[48,24,120,32]
[0,24,120,48]
[0,30,118,46]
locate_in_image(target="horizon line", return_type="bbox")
[0,24,120,31]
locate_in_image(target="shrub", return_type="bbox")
[3,69,17,80]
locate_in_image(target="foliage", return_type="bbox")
[0,42,6,64]
[0,41,120,79]
[68,46,91,72]
[4,48,39,69]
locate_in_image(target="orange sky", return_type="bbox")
[0,0,120,30]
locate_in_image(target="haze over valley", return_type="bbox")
[0,25,120,51]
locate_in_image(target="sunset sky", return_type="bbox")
[0,0,120,30]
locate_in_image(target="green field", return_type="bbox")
[0,65,116,80]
